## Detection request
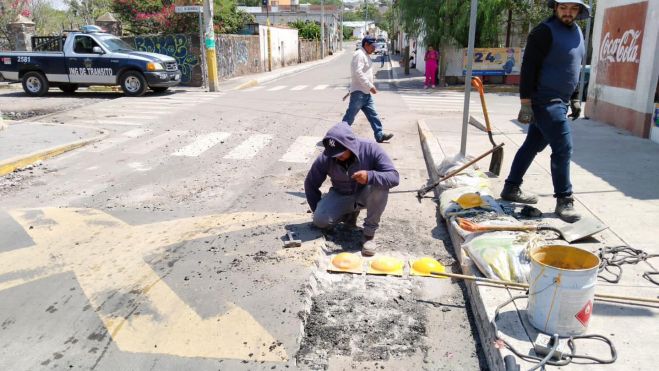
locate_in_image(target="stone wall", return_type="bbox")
[122,34,203,87]
[299,39,320,63]
[215,35,262,79]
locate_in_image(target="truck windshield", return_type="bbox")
[97,35,135,53]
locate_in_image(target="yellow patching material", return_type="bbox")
[410,257,448,278]
[453,193,488,209]
[328,252,362,273]
[367,256,404,276]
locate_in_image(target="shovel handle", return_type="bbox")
[457,217,539,233]
[471,77,496,146]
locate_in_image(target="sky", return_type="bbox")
[50,0,69,11]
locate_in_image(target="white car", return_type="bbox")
[374,42,388,55]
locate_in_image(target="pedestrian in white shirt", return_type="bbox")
[342,36,394,143]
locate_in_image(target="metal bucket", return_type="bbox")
[527,245,600,336]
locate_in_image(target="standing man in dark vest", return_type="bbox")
[500,0,589,223]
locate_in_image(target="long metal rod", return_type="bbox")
[460,0,478,156]
[430,271,659,304]
[198,12,207,90]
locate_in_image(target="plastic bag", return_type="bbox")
[462,231,539,283]
[436,153,490,190]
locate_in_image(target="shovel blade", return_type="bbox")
[489,147,504,176]
[558,217,608,243]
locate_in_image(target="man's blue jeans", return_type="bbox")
[342,91,384,141]
[505,100,573,198]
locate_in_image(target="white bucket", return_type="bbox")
[527,245,600,336]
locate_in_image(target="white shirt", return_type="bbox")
[349,47,375,94]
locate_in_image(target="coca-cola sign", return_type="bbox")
[596,1,648,90]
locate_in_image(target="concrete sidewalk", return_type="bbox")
[417,96,659,370]
[0,51,344,176]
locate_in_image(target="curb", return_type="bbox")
[232,49,346,91]
[417,118,506,371]
[0,130,107,176]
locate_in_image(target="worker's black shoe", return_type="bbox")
[342,210,360,228]
[555,196,581,223]
[377,133,394,143]
[500,183,538,204]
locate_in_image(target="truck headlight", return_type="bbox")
[147,62,164,71]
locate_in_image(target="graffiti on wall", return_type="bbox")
[215,36,258,79]
[134,34,199,84]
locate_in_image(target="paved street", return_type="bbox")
[0,51,484,370]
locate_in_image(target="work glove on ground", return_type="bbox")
[517,102,534,124]
[568,99,581,121]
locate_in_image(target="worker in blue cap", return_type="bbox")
[341,36,394,143]
[501,0,590,223]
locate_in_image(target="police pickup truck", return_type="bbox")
[0,28,181,97]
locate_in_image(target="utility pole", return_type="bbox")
[321,0,325,58]
[340,0,343,50]
[363,0,368,37]
[460,0,478,156]
[577,0,593,102]
[263,0,272,71]
[203,0,219,91]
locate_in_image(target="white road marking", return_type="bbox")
[268,85,287,91]
[243,86,265,91]
[279,136,322,163]
[291,85,307,91]
[122,128,152,138]
[125,130,187,154]
[127,162,151,171]
[223,134,272,160]
[74,120,142,126]
[334,86,347,90]
[313,84,329,90]
[172,132,231,157]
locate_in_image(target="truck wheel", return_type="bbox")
[59,84,79,94]
[151,87,169,93]
[22,71,49,97]
[120,71,147,97]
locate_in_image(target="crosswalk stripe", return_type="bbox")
[86,137,132,153]
[243,86,265,91]
[291,85,307,91]
[279,136,322,163]
[313,84,329,90]
[334,86,347,90]
[223,134,272,160]
[268,85,287,91]
[172,132,231,157]
[75,120,142,126]
[125,130,186,154]
[122,128,151,138]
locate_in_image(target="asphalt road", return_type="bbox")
[0,51,485,370]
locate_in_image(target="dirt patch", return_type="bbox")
[296,272,428,369]
[0,163,49,197]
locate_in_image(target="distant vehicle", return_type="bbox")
[374,42,388,55]
[0,27,181,97]
[376,37,386,44]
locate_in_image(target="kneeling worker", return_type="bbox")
[305,122,399,256]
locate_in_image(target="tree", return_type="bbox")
[66,0,112,24]
[1,0,31,49]
[288,19,320,40]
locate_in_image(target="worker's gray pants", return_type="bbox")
[313,185,389,237]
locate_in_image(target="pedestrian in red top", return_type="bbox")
[424,46,439,89]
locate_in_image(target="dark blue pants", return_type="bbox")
[342,91,384,141]
[505,100,573,198]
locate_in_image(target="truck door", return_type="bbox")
[67,35,115,84]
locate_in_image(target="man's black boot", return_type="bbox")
[377,133,394,143]
[500,183,538,204]
[555,196,581,223]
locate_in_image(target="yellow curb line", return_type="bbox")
[0,134,106,176]
[234,79,258,90]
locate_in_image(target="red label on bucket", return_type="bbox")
[575,300,593,326]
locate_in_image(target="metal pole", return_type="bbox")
[321,0,325,58]
[204,0,219,91]
[577,0,592,102]
[198,12,207,90]
[460,0,478,156]
[340,0,343,50]
[267,5,272,72]
[363,0,367,37]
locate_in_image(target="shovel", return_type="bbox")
[471,77,504,176]
[457,217,609,243]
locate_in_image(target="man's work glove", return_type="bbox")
[517,102,534,124]
[568,99,581,121]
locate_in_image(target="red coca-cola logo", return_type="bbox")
[600,29,642,64]
[596,1,648,90]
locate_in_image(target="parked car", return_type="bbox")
[0,26,181,97]
[374,42,388,55]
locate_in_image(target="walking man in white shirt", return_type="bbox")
[342,36,393,143]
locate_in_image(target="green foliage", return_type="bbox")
[214,0,255,34]
[288,19,320,40]
[300,0,342,5]
[342,25,351,41]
